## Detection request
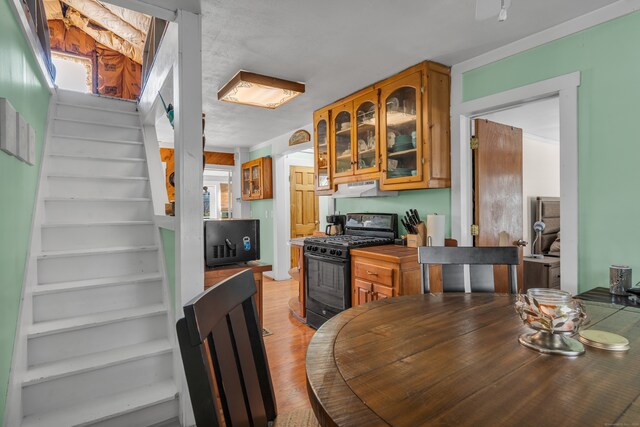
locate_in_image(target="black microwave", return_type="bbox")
[204,219,260,267]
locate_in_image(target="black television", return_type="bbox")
[204,219,260,267]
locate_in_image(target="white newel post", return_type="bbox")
[173,9,203,426]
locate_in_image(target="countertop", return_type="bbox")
[350,244,417,263]
[290,237,306,247]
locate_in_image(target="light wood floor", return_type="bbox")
[262,277,315,413]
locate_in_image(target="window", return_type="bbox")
[52,52,93,93]
[203,167,233,219]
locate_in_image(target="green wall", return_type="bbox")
[462,12,640,292]
[0,0,51,420]
[159,229,176,311]
[249,146,274,265]
[335,189,451,236]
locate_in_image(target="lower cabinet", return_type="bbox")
[351,246,421,307]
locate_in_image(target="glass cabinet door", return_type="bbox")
[354,92,378,175]
[332,106,353,177]
[381,72,422,184]
[242,167,251,198]
[251,164,261,196]
[315,113,330,190]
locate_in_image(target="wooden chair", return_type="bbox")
[176,269,318,427]
[418,246,519,294]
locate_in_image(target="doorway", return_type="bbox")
[473,96,560,291]
[453,72,579,294]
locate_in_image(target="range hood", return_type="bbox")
[332,180,398,198]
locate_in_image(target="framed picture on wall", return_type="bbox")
[0,98,17,156]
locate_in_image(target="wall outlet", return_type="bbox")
[16,114,29,162]
[0,98,17,156]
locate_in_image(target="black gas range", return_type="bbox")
[304,213,397,329]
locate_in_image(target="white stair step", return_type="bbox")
[44,197,152,222]
[55,117,141,130]
[24,339,172,385]
[47,175,150,198]
[23,343,173,416]
[21,380,178,427]
[53,119,142,141]
[51,135,145,158]
[33,272,162,294]
[37,246,159,284]
[48,154,148,177]
[41,222,155,251]
[56,89,138,113]
[27,305,168,366]
[56,102,140,127]
[33,275,163,322]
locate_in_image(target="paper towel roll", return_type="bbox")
[426,214,445,247]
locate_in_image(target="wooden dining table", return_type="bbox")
[305,293,640,427]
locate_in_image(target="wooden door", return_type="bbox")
[353,279,372,307]
[290,166,319,268]
[473,119,525,292]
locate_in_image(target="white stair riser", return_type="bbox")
[45,200,152,222]
[28,314,168,366]
[38,250,159,284]
[53,120,142,142]
[23,352,173,416]
[41,224,155,251]
[49,156,147,177]
[56,104,140,127]
[48,177,150,198]
[33,281,163,322]
[90,399,179,427]
[51,137,145,158]
[56,91,138,112]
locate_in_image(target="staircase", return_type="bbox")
[19,90,179,427]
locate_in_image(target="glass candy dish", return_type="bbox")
[515,288,587,356]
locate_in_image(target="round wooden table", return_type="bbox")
[305,294,640,427]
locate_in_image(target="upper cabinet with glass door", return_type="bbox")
[380,72,422,187]
[332,103,354,179]
[314,108,333,194]
[313,61,450,193]
[354,91,379,176]
[241,157,273,200]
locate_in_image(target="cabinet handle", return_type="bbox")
[366,271,378,276]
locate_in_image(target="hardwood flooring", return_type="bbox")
[262,276,315,413]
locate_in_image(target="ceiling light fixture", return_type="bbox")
[217,71,305,109]
[498,0,508,22]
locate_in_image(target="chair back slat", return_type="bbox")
[211,318,252,426]
[419,246,519,294]
[177,269,277,427]
[229,305,269,426]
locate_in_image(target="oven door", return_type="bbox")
[305,252,350,314]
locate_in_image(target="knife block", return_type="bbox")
[406,222,427,248]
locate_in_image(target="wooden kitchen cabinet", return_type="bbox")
[350,245,421,308]
[378,62,450,190]
[313,61,450,195]
[313,108,333,195]
[241,156,272,200]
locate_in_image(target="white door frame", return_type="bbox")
[451,72,580,295]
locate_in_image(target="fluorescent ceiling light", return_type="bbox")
[218,71,305,109]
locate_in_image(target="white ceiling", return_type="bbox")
[189,0,617,149]
[479,97,560,142]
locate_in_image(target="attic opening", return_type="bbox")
[45,0,153,100]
